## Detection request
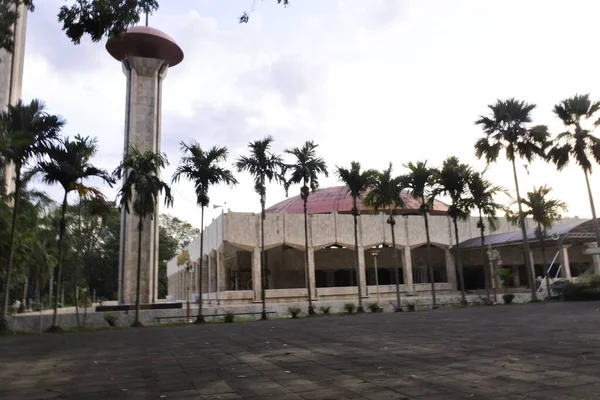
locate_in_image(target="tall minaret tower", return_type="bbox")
[106,26,184,304]
[0,3,28,195]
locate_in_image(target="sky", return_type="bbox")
[20,0,600,228]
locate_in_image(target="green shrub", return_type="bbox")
[498,268,513,288]
[344,303,356,314]
[288,307,301,319]
[502,294,515,304]
[368,302,381,313]
[563,280,600,301]
[103,313,117,327]
[319,306,331,315]
[406,302,416,312]
[224,312,235,323]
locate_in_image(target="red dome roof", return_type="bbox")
[266,186,448,215]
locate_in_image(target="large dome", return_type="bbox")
[266,186,448,215]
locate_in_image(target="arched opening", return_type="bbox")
[314,247,356,288]
[265,245,305,289]
[223,242,253,291]
[364,246,404,285]
[411,245,447,283]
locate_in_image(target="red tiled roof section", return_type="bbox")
[266,186,449,215]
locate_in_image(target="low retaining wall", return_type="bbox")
[9,292,532,332]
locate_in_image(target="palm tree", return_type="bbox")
[335,162,377,313]
[433,157,472,305]
[235,137,284,320]
[113,145,173,327]
[32,135,113,331]
[548,94,600,245]
[283,141,328,315]
[475,98,550,301]
[363,163,404,311]
[519,186,567,299]
[172,141,237,323]
[0,99,63,332]
[465,171,503,304]
[401,161,439,308]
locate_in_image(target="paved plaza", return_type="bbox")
[1,302,600,399]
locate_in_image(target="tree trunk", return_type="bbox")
[352,197,364,313]
[479,210,491,304]
[260,192,267,320]
[0,171,21,332]
[583,169,600,246]
[132,217,144,327]
[389,212,402,311]
[303,190,314,314]
[74,202,82,327]
[511,159,537,301]
[453,216,467,304]
[195,206,205,323]
[423,206,437,308]
[50,191,69,330]
[538,222,551,300]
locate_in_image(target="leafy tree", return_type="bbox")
[433,157,471,304]
[335,161,377,313]
[0,0,158,53]
[511,186,567,299]
[284,141,328,315]
[363,163,404,311]
[235,136,284,320]
[401,161,439,307]
[173,141,237,323]
[548,94,600,245]
[113,145,173,327]
[465,171,503,303]
[32,135,113,331]
[475,98,550,301]
[0,99,63,333]
[159,214,200,252]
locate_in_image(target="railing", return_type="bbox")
[536,250,563,298]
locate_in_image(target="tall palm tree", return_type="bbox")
[32,135,113,331]
[113,145,173,327]
[235,136,284,320]
[433,157,472,305]
[465,171,502,304]
[401,161,439,308]
[548,94,600,245]
[335,161,377,313]
[0,99,63,332]
[283,141,328,315]
[475,98,550,301]
[363,163,404,311]
[518,186,567,299]
[172,141,237,323]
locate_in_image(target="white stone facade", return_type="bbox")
[167,210,550,305]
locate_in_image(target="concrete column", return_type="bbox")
[403,246,414,294]
[252,247,262,302]
[0,2,27,196]
[357,246,368,297]
[444,248,457,290]
[216,249,222,304]
[512,266,521,287]
[585,243,600,274]
[308,246,317,299]
[560,246,572,280]
[207,252,212,304]
[117,57,169,305]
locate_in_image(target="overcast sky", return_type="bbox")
[21,0,600,228]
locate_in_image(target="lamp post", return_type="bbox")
[184,261,195,323]
[370,249,380,302]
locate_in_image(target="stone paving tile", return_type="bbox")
[2,302,600,399]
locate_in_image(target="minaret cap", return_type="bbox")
[106,26,184,67]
